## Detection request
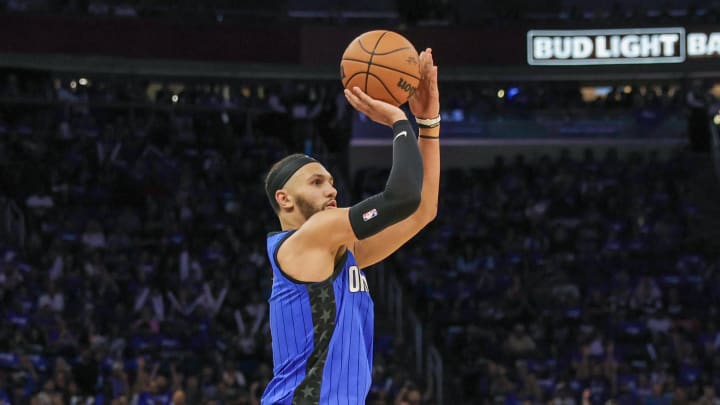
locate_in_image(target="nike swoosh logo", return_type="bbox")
[394,131,407,141]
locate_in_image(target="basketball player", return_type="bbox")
[261,48,440,404]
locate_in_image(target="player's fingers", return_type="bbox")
[347,88,375,115]
[418,50,427,71]
[349,87,370,103]
[423,48,432,61]
[420,65,435,92]
[422,50,434,78]
[426,66,438,93]
[423,65,437,87]
[351,86,367,98]
[426,49,434,68]
[351,86,375,105]
[344,89,365,111]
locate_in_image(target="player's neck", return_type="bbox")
[279,212,306,231]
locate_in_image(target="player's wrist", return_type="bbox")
[390,112,408,126]
[418,126,440,139]
[415,115,441,129]
[392,119,412,134]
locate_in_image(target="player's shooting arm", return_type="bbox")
[289,116,423,252]
[350,123,439,269]
[279,91,422,282]
[351,48,441,268]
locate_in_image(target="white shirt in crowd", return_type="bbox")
[38,291,64,312]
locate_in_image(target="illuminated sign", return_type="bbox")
[687,32,720,57]
[528,28,720,65]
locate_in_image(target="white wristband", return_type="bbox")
[415,115,441,128]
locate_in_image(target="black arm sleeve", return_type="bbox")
[349,120,423,240]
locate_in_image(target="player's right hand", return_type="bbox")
[344,86,407,128]
[409,48,439,120]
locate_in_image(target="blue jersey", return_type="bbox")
[261,231,375,405]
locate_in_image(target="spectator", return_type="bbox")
[0,70,718,405]
[37,282,64,313]
[504,324,537,358]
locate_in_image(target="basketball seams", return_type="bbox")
[369,64,421,81]
[366,73,402,105]
[356,38,375,55]
[340,57,371,64]
[344,71,402,105]
[358,37,414,56]
[365,31,388,93]
[369,46,413,56]
[343,71,368,88]
[343,58,421,81]
[341,59,370,88]
[340,30,419,106]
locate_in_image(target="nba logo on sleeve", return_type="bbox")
[362,208,378,222]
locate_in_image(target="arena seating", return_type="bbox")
[1,70,720,404]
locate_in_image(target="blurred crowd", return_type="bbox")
[0,71,429,404]
[1,80,281,404]
[2,0,720,26]
[357,150,720,404]
[439,81,688,127]
[1,70,720,405]
[0,68,414,404]
[0,70,705,141]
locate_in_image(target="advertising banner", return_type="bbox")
[528,27,720,65]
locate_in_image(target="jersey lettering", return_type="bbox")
[348,265,369,293]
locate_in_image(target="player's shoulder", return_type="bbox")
[267,230,296,259]
[291,207,351,241]
[267,230,293,244]
[305,207,350,227]
[267,230,291,239]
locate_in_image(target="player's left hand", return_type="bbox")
[344,86,407,128]
[408,48,439,120]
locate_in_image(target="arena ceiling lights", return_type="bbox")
[527,27,720,65]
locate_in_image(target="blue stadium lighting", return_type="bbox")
[595,86,612,96]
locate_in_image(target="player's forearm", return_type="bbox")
[416,125,440,222]
[348,120,423,239]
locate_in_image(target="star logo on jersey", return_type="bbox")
[320,309,332,323]
[301,386,315,398]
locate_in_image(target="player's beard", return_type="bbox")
[295,195,323,221]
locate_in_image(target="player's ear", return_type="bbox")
[275,189,293,210]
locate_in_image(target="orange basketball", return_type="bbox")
[340,30,420,107]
